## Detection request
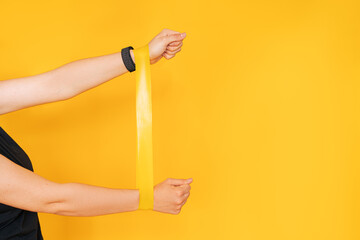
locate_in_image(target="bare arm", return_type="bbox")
[0,51,132,115]
[0,154,139,216]
[0,154,192,216]
[0,29,186,115]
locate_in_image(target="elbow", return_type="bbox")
[40,183,77,216]
[47,205,77,216]
[43,200,74,216]
[45,71,77,102]
[57,91,76,102]
[51,84,77,103]
[41,183,88,217]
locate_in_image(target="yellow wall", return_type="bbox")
[1,0,359,239]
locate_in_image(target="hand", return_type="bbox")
[153,177,193,215]
[148,28,186,64]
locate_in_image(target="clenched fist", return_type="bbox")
[130,28,186,65]
[148,28,186,64]
[153,178,193,215]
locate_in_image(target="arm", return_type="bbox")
[0,154,192,216]
[0,29,186,115]
[0,154,139,216]
[0,51,132,115]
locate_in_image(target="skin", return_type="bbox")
[0,28,192,216]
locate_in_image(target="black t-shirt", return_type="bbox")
[0,127,44,239]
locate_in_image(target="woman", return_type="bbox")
[0,28,193,239]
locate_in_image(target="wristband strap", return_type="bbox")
[134,45,154,210]
[121,46,135,72]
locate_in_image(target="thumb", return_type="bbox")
[164,32,186,44]
[166,178,192,186]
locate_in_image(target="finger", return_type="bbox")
[165,48,182,55]
[167,42,183,51]
[169,41,183,47]
[169,41,182,47]
[163,52,174,60]
[183,192,190,199]
[180,196,189,207]
[177,184,191,194]
[166,178,192,185]
[164,33,186,45]
[160,28,181,37]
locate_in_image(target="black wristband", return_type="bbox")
[121,46,135,72]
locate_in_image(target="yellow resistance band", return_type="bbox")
[134,45,154,210]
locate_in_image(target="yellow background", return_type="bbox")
[0,0,359,239]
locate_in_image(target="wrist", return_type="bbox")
[133,189,139,211]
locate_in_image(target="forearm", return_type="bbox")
[0,154,139,217]
[48,182,139,217]
[50,49,135,99]
[0,49,135,115]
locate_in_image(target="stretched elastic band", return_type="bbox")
[134,45,154,210]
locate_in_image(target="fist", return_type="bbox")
[148,28,186,64]
[153,177,193,215]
